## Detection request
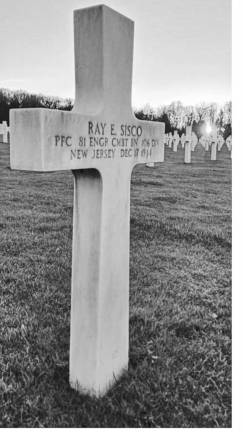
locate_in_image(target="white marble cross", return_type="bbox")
[180,133,185,148]
[199,135,210,151]
[0,121,9,142]
[209,125,217,160]
[184,125,192,163]
[10,5,165,397]
[226,135,232,151]
[217,134,224,151]
[226,135,232,158]
[146,123,165,167]
[168,132,173,148]
[191,132,198,151]
[172,130,179,152]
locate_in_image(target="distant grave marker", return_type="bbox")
[0,121,9,143]
[146,122,165,167]
[191,139,211,164]
[226,135,232,151]
[184,125,192,164]
[208,125,217,161]
[217,134,224,151]
[172,130,179,152]
[199,135,210,151]
[10,5,165,396]
[168,132,173,148]
[191,131,198,151]
[226,135,232,158]
[217,136,232,162]
[164,131,184,163]
[180,133,185,148]
[211,142,217,160]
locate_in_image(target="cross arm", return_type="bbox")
[10,108,72,171]
[132,117,165,167]
[10,108,109,172]
[10,108,165,172]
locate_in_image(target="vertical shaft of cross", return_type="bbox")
[70,167,131,395]
[184,126,191,163]
[184,141,191,163]
[210,126,217,161]
[70,169,102,393]
[73,5,134,118]
[211,142,217,160]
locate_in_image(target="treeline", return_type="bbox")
[134,101,232,139]
[0,88,73,123]
[0,88,231,139]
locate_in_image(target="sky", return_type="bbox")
[0,0,231,108]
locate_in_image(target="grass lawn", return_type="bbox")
[0,143,231,427]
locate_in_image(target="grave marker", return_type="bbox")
[226,135,232,158]
[168,132,173,148]
[146,122,165,167]
[199,135,209,151]
[164,134,169,146]
[217,134,224,151]
[0,121,8,143]
[172,130,179,152]
[10,5,165,396]
[0,121,10,143]
[191,131,198,151]
[184,125,192,164]
[180,133,185,148]
[226,135,232,151]
[210,126,217,161]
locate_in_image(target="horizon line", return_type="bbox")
[0,86,232,109]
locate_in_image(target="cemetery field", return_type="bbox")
[0,143,231,428]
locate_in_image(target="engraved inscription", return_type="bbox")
[53,120,161,162]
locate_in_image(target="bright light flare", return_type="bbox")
[206,123,212,135]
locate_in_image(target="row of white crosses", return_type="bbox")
[201,125,218,159]
[162,126,196,164]
[146,126,231,168]
[164,128,197,151]
[163,126,232,162]
[11,5,165,396]
[0,121,10,143]
[199,125,232,159]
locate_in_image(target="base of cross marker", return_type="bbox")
[70,365,128,397]
[184,141,191,164]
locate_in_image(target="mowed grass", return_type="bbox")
[0,143,231,427]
